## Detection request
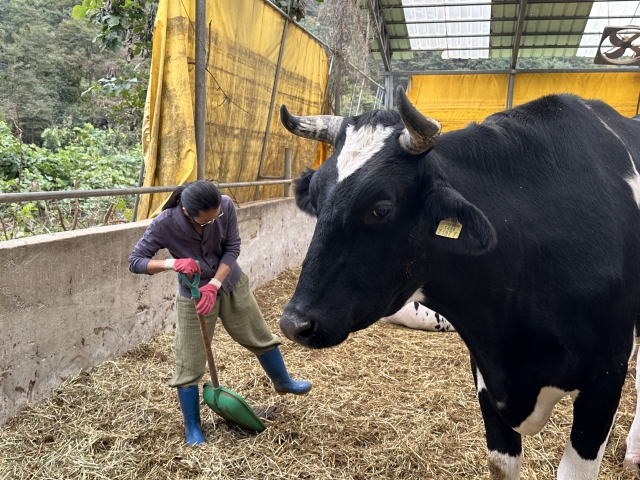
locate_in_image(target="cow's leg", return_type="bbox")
[624,344,640,469]
[557,373,625,479]
[471,357,522,479]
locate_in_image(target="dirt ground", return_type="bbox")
[1,267,640,479]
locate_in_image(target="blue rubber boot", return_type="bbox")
[176,386,205,445]
[256,347,312,395]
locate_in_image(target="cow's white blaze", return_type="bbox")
[336,124,394,182]
[625,346,640,469]
[513,387,579,436]
[557,434,609,479]
[487,451,522,480]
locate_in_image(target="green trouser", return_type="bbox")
[169,272,281,388]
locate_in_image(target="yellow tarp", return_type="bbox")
[406,74,510,132]
[407,72,640,134]
[138,0,329,219]
[512,72,640,117]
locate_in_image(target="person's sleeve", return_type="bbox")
[128,219,166,274]
[220,202,241,268]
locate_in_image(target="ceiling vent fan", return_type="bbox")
[594,25,640,65]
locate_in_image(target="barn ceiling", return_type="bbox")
[366,0,640,71]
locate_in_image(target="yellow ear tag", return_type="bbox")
[435,218,463,239]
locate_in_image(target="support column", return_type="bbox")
[385,75,394,110]
[195,0,207,180]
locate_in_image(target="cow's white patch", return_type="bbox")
[583,101,640,207]
[487,450,522,480]
[557,435,609,479]
[514,387,579,436]
[380,302,455,332]
[476,368,487,394]
[405,288,425,304]
[625,346,640,469]
[626,173,640,208]
[336,124,394,182]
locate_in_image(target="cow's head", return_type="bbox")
[279,87,496,348]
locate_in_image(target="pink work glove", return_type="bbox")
[196,283,218,316]
[174,258,201,276]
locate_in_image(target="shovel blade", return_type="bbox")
[203,382,266,432]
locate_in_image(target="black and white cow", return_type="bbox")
[278,88,640,479]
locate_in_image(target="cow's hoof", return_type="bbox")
[623,455,640,470]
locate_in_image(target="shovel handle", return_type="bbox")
[193,299,220,389]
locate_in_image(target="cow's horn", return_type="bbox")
[396,86,441,154]
[280,105,343,146]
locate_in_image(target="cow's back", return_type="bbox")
[426,94,640,353]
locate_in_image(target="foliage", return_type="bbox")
[0,121,141,240]
[72,0,156,131]
[272,0,323,21]
[82,66,149,132]
[72,0,157,60]
[0,0,126,144]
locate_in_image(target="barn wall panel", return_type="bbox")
[0,198,315,425]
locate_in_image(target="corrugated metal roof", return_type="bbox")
[370,0,640,67]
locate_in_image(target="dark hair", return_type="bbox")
[162,180,221,216]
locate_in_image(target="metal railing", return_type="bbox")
[0,179,294,204]
[0,150,295,224]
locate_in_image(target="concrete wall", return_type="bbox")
[0,198,315,425]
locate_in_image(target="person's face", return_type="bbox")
[182,206,223,227]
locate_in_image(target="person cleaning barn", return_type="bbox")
[128,180,311,445]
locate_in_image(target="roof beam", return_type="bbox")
[372,43,604,52]
[380,68,640,75]
[379,0,636,6]
[385,14,639,24]
[389,31,603,40]
[367,0,392,71]
[511,0,529,69]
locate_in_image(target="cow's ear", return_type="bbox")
[294,168,317,217]
[423,186,496,255]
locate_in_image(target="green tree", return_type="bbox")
[0,0,117,144]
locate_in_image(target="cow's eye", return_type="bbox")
[373,202,392,218]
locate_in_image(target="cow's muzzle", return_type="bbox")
[279,302,316,347]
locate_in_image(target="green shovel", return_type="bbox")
[180,269,266,433]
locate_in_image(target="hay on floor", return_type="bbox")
[1,266,640,479]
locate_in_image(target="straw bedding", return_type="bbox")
[2,267,640,479]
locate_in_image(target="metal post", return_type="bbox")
[131,158,145,222]
[321,57,334,115]
[355,77,366,115]
[284,148,292,197]
[506,71,515,109]
[255,17,290,200]
[348,78,358,116]
[384,75,394,110]
[373,86,380,110]
[195,0,207,180]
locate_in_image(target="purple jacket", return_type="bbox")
[128,195,242,298]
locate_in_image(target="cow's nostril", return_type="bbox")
[296,322,315,339]
[280,304,316,345]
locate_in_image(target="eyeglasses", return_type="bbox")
[192,211,224,227]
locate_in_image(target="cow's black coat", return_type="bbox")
[281,93,640,476]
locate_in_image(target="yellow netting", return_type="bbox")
[406,74,510,132]
[407,72,640,134]
[138,0,329,219]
